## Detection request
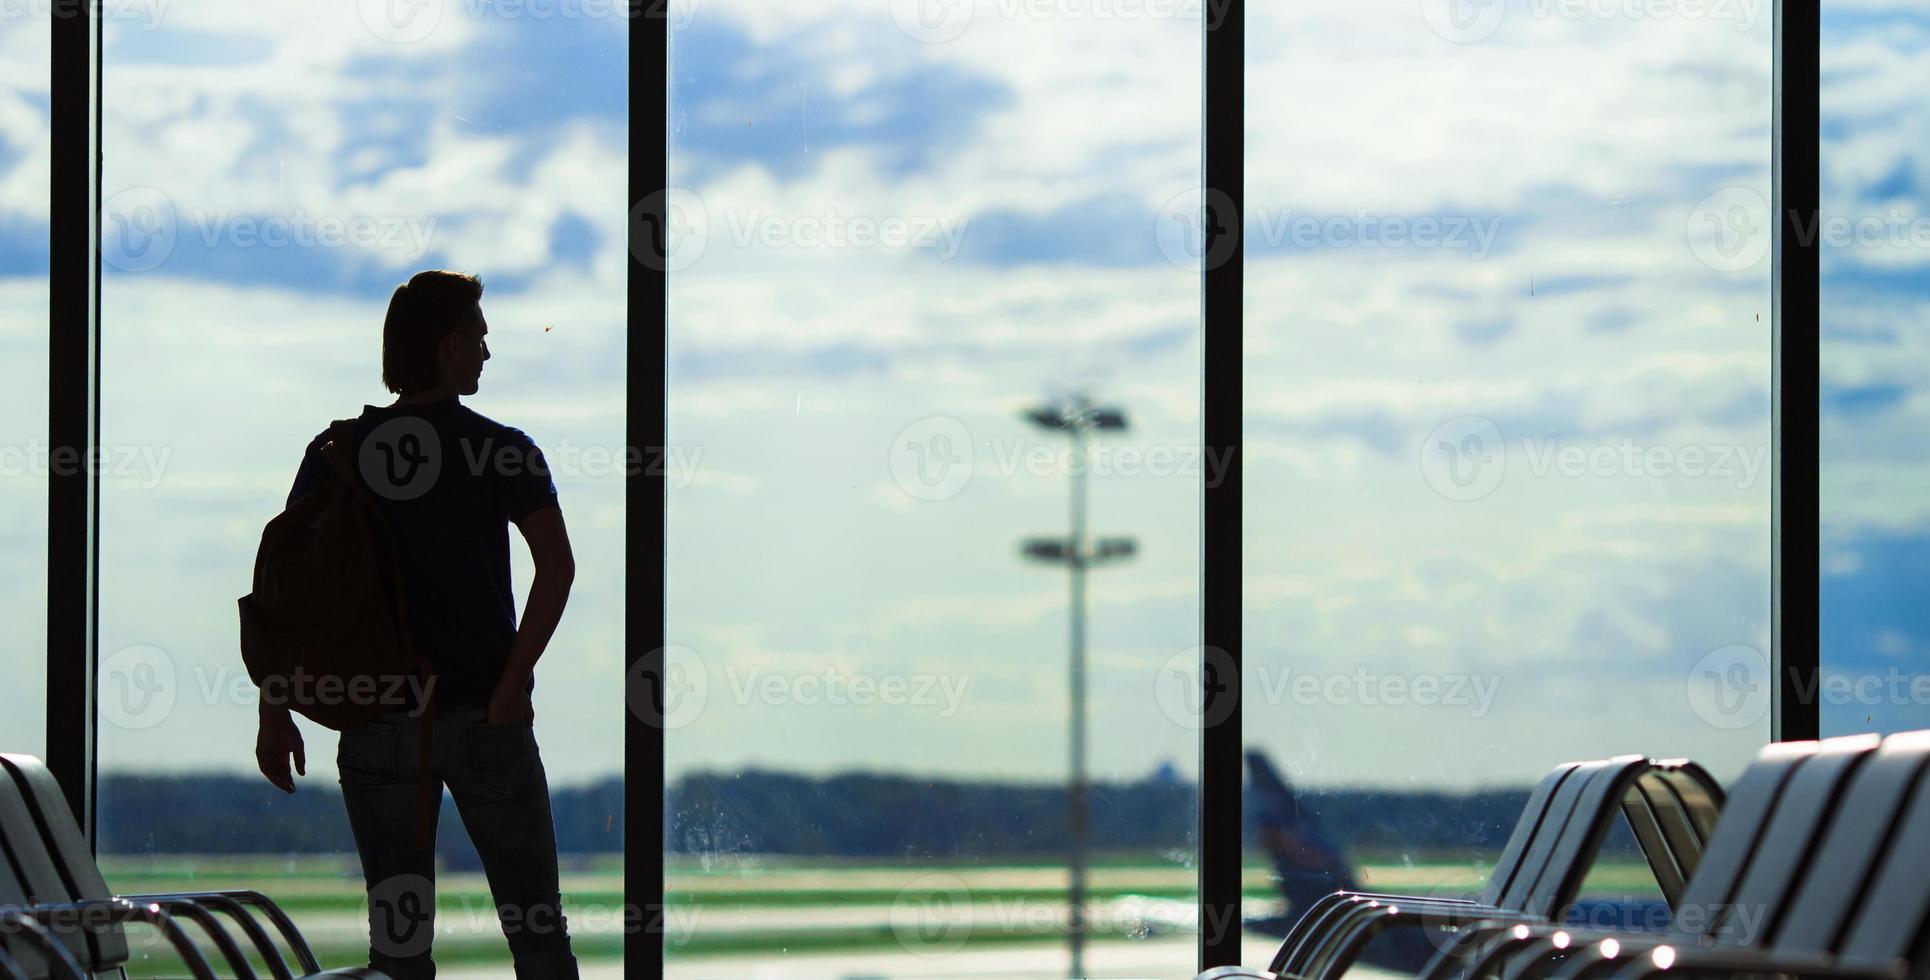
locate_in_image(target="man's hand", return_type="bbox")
[487,673,535,726]
[256,706,306,794]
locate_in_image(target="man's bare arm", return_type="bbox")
[489,505,575,723]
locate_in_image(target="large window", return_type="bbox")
[95,5,626,975]
[0,12,50,760]
[25,1,1927,977]
[1819,0,1930,736]
[666,2,1205,975]
[1243,0,1774,921]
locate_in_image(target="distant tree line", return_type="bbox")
[98,767,1532,867]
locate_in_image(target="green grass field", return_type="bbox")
[97,853,1660,977]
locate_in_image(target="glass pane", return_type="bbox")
[0,12,50,759]
[1244,0,1774,946]
[1819,1,1930,737]
[97,5,625,976]
[667,4,1203,976]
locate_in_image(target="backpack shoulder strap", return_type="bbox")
[322,418,359,486]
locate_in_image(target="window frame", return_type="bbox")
[41,2,1818,975]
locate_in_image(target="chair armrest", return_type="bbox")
[27,898,220,980]
[0,908,87,979]
[1431,920,1677,980]
[127,889,319,978]
[1278,895,1504,974]
[1302,902,1541,980]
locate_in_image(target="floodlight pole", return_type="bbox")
[1020,394,1135,980]
[1067,415,1090,980]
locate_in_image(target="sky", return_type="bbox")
[0,0,1925,799]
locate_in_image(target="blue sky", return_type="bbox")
[0,0,1925,791]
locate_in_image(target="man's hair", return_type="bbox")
[382,270,485,394]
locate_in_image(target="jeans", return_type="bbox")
[338,706,580,980]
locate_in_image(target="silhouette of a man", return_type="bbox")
[258,270,581,979]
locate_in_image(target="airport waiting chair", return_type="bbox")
[0,754,385,980]
[0,766,219,979]
[0,899,88,980]
[1422,730,1930,980]
[1207,754,1727,980]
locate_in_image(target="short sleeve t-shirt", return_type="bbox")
[287,396,560,706]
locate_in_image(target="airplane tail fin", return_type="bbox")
[1246,750,1359,922]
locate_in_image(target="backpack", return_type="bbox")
[238,418,422,730]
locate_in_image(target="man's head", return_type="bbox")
[382,270,490,397]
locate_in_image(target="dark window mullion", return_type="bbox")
[1201,0,1245,970]
[1774,0,1820,743]
[47,0,102,844]
[628,3,669,979]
